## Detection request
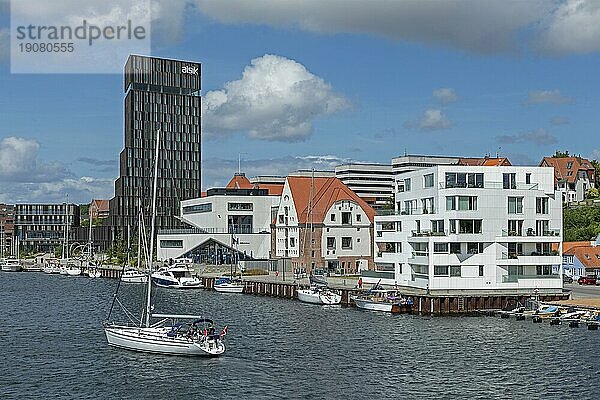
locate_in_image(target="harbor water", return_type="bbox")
[1,272,599,399]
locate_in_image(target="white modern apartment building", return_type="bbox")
[370,165,563,293]
[335,163,394,210]
[157,187,280,263]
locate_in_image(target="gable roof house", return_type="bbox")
[539,156,595,203]
[274,176,376,275]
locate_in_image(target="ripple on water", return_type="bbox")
[1,273,599,400]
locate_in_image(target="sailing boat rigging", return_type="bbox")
[297,169,342,305]
[214,234,244,293]
[104,130,226,356]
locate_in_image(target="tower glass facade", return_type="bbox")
[110,55,202,234]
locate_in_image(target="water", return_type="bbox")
[1,273,599,400]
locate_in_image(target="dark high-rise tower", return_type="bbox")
[109,55,202,235]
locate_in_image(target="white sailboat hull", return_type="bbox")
[121,274,148,284]
[214,283,244,293]
[66,267,82,276]
[104,325,225,356]
[87,270,102,278]
[353,298,394,312]
[298,288,342,305]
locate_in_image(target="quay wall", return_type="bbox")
[99,267,570,315]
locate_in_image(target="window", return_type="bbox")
[446,196,477,211]
[330,214,335,222]
[412,265,428,275]
[536,265,553,276]
[404,178,411,191]
[326,237,335,249]
[424,173,434,188]
[503,173,516,189]
[508,197,523,214]
[356,214,361,222]
[434,265,449,276]
[536,242,551,255]
[536,197,548,214]
[434,243,449,253]
[289,238,295,247]
[525,173,531,184]
[450,243,461,254]
[421,197,434,213]
[380,222,395,231]
[341,237,352,249]
[228,203,253,211]
[508,220,523,236]
[341,212,352,225]
[467,242,484,254]
[479,265,484,277]
[450,266,461,277]
[566,161,573,169]
[446,196,456,211]
[445,172,484,188]
[182,203,212,214]
[508,242,523,258]
[431,220,445,233]
[160,240,183,248]
[452,219,482,234]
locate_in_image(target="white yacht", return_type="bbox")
[152,264,203,289]
[297,286,342,305]
[121,269,148,284]
[214,277,244,293]
[1,257,23,272]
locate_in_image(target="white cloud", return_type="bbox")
[0,136,113,203]
[590,149,600,161]
[496,128,558,145]
[405,108,453,131]
[195,0,549,54]
[432,88,457,105]
[203,54,349,142]
[202,154,355,189]
[536,0,600,55]
[527,90,573,104]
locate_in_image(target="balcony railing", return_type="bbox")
[500,251,559,259]
[499,229,560,237]
[439,182,539,190]
[502,274,559,283]
[411,230,447,237]
[377,209,436,216]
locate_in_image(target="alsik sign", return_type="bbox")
[182,65,198,75]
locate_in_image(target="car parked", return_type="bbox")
[577,276,598,285]
[563,275,574,284]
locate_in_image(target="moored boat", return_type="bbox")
[1,257,23,272]
[352,289,413,313]
[152,264,203,289]
[297,286,341,305]
[214,277,244,293]
[121,269,148,284]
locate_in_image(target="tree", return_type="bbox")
[586,187,600,200]
[553,150,570,158]
[590,159,600,187]
[563,205,600,241]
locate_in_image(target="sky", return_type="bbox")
[0,0,599,204]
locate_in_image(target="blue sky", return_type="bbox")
[0,0,599,203]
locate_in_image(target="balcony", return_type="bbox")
[497,229,561,242]
[377,208,436,216]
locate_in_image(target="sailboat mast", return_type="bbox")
[145,129,161,328]
[309,168,314,273]
[88,209,93,265]
[137,199,142,270]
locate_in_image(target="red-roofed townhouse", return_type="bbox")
[274,176,375,275]
[539,156,595,203]
[562,236,600,279]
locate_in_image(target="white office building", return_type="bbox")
[335,163,394,210]
[370,165,563,294]
[157,187,280,263]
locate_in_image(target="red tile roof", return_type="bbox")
[91,199,109,211]
[225,173,283,195]
[287,176,376,224]
[539,156,595,184]
[565,244,600,270]
[458,157,512,166]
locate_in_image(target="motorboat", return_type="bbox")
[121,269,148,284]
[297,286,342,305]
[104,130,226,357]
[42,260,61,274]
[352,289,413,313]
[64,263,82,276]
[1,257,23,272]
[213,277,244,293]
[87,267,102,278]
[152,264,203,289]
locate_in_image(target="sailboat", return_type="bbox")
[296,169,342,305]
[214,235,244,293]
[104,130,226,356]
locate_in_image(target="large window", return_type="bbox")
[326,237,335,249]
[424,173,434,188]
[431,220,445,233]
[447,196,477,211]
[341,212,352,225]
[508,242,523,258]
[228,203,253,211]
[445,172,484,188]
[421,197,434,214]
[434,265,449,276]
[450,219,482,234]
[508,197,523,214]
[536,197,549,214]
[450,266,461,277]
[182,203,211,214]
[434,243,449,253]
[160,240,183,248]
[508,220,523,236]
[467,242,484,254]
[503,173,516,189]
